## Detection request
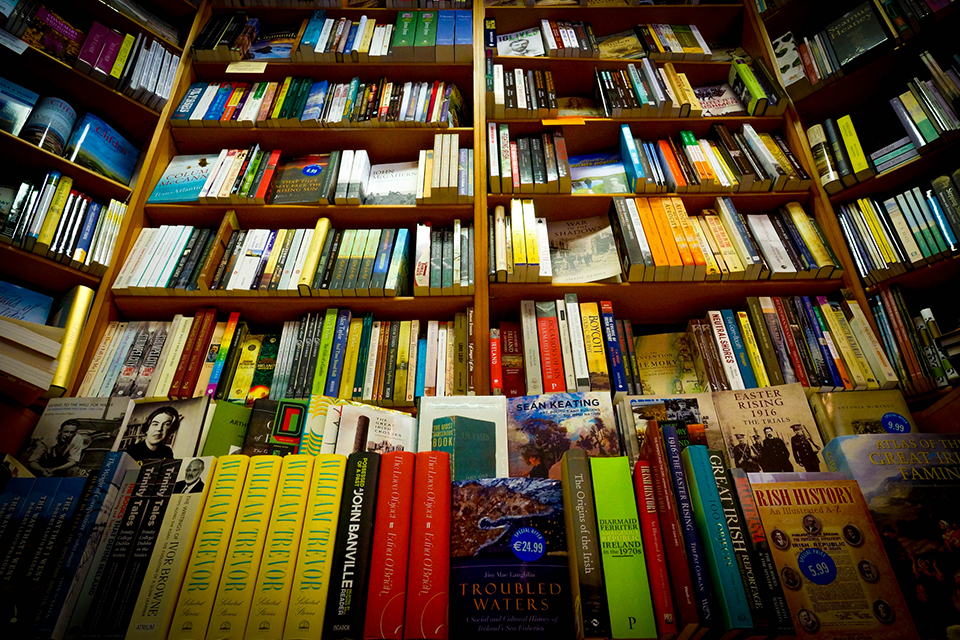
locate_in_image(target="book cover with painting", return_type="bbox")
[506,392,618,478]
[632,331,703,395]
[449,477,572,639]
[244,24,301,60]
[268,154,330,204]
[64,113,140,186]
[568,152,629,195]
[147,154,219,203]
[823,434,960,639]
[752,478,919,640]
[714,382,824,474]
[333,403,417,455]
[364,160,419,205]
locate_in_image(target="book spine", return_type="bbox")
[534,301,565,393]
[633,459,678,638]
[579,302,609,392]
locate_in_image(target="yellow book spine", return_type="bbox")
[579,302,610,391]
[509,198,526,282]
[394,320,412,406]
[169,456,251,640]
[206,456,284,640]
[110,34,135,80]
[338,319,364,399]
[358,19,376,57]
[688,213,720,279]
[709,140,740,188]
[303,395,339,456]
[422,150,434,202]
[785,202,832,270]
[34,177,73,254]
[837,115,870,176]
[760,133,797,178]
[818,300,869,390]
[859,198,897,265]
[260,229,286,290]
[829,303,880,389]
[662,197,693,265]
[48,285,94,396]
[736,311,770,387]
[697,217,729,278]
[227,334,263,402]
[678,73,703,117]
[522,199,539,282]
[270,77,293,122]
[704,214,745,279]
[245,455,315,640]
[282,454,347,640]
[646,24,667,54]
[297,217,332,295]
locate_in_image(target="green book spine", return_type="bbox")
[589,456,657,640]
[312,308,340,396]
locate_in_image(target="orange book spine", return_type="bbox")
[167,308,207,397]
[649,197,683,268]
[657,140,687,188]
[661,198,694,266]
[633,197,668,268]
[673,198,707,267]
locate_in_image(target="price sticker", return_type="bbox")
[511,527,545,562]
[226,61,267,74]
[882,413,911,433]
[797,548,837,585]
[302,164,322,176]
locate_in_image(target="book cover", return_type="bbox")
[569,153,629,195]
[63,113,140,186]
[507,392,619,478]
[333,403,418,455]
[0,77,38,137]
[714,383,824,474]
[691,83,747,117]
[826,2,891,72]
[417,396,508,479]
[364,161,418,205]
[546,216,621,284]
[269,154,331,205]
[244,24,300,60]
[752,478,919,639]
[496,27,545,57]
[22,7,84,64]
[449,477,572,639]
[632,332,703,395]
[632,459,677,638]
[114,396,208,462]
[808,390,916,443]
[147,155,218,204]
[822,433,960,639]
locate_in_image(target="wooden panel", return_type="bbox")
[145,203,475,228]
[0,244,100,294]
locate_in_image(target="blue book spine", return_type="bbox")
[301,10,327,49]
[415,337,427,398]
[342,22,358,57]
[620,124,643,192]
[324,309,353,396]
[97,323,139,397]
[454,10,472,46]
[600,302,628,401]
[780,213,818,270]
[300,80,329,123]
[72,201,103,265]
[170,82,206,122]
[821,436,856,477]
[660,424,713,624]
[370,228,396,292]
[437,10,455,47]
[721,309,758,388]
[681,445,752,631]
[722,196,763,265]
[802,295,843,388]
[0,479,35,546]
[343,77,360,121]
[203,83,234,121]
[925,189,958,250]
[0,478,62,588]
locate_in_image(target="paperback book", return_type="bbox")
[546,216,621,284]
[63,113,140,186]
[568,152,629,195]
[147,154,219,204]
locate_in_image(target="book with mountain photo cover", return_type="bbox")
[364,161,419,205]
[546,216,622,284]
[568,152,629,195]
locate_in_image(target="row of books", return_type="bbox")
[193,8,472,63]
[80,306,477,406]
[412,220,476,295]
[836,171,960,286]
[0,172,128,276]
[72,19,180,110]
[805,115,877,194]
[493,21,713,61]
[868,284,957,397]
[170,75,467,128]
[111,217,426,298]
[213,0,472,7]
[149,139,472,207]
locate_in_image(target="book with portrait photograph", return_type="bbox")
[626,391,720,452]
[19,396,133,478]
[751,477,919,640]
[112,396,211,462]
[506,392,618,478]
[495,27,545,57]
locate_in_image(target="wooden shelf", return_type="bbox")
[145,203,474,227]
[192,60,473,84]
[488,279,844,324]
[865,253,960,296]
[828,137,960,204]
[170,126,474,157]
[113,293,474,324]
[88,0,184,51]
[0,131,133,202]
[143,0,201,20]
[0,243,100,293]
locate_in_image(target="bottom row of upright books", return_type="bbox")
[5,426,955,640]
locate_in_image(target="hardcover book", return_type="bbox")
[506,392,619,478]
[21,7,84,64]
[546,216,621,284]
[269,154,331,205]
[449,477,572,639]
[63,113,140,186]
[416,396,509,479]
[364,161,419,205]
[691,83,747,117]
[147,154,219,203]
[808,390,916,443]
[751,478,919,640]
[568,152,629,195]
[826,3,891,72]
[714,382,825,474]
[823,434,960,639]
[632,332,703,395]
[333,403,418,455]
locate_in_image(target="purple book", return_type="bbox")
[92,29,124,81]
[76,21,108,73]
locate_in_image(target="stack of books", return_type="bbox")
[171,76,467,129]
[490,290,898,400]
[836,170,960,286]
[0,172,129,276]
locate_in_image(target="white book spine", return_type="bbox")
[414,223,432,294]
[362,322,382,402]
[133,226,171,290]
[520,300,544,395]
[435,324,447,397]
[151,226,192,290]
[746,215,796,277]
[536,217,552,281]
[77,321,120,397]
[112,228,154,291]
[564,294,591,392]
[452,219,461,295]
[189,82,220,123]
[334,149,355,203]
[555,300,578,392]
[707,310,746,390]
[424,319,439,395]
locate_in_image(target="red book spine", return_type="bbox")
[167,308,207,398]
[797,42,819,85]
[365,451,416,640]
[499,321,525,397]
[536,313,565,393]
[489,328,503,395]
[178,309,218,398]
[878,288,929,391]
[634,458,678,639]
[404,451,450,640]
[772,296,810,387]
[509,141,520,192]
[254,149,282,202]
[640,423,701,634]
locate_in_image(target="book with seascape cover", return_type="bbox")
[268,154,330,205]
[546,216,621,284]
[244,24,301,60]
[569,152,629,195]
[449,477,572,639]
[147,155,219,204]
[823,434,960,639]
[506,392,618,478]
[0,78,38,137]
[63,114,140,186]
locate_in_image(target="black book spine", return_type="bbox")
[772,133,810,181]
[216,322,248,400]
[560,449,610,639]
[285,315,307,400]
[293,314,318,400]
[594,68,611,117]
[311,229,338,290]
[767,212,806,271]
[517,136,533,189]
[165,228,201,289]
[504,68,516,113]
[216,229,248,291]
[530,136,547,188]
[668,135,699,186]
[320,229,345,293]
[733,132,768,182]
[177,228,211,290]
[381,321,401,403]
[822,118,853,180]
[322,452,381,640]
[210,230,239,291]
[544,70,557,110]
[268,229,296,291]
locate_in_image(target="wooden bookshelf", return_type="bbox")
[144,203,475,228]
[0,244,101,292]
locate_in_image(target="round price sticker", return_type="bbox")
[302,164,322,176]
[882,413,911,434]
[798,548,837,585]
[511,527,546,562]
